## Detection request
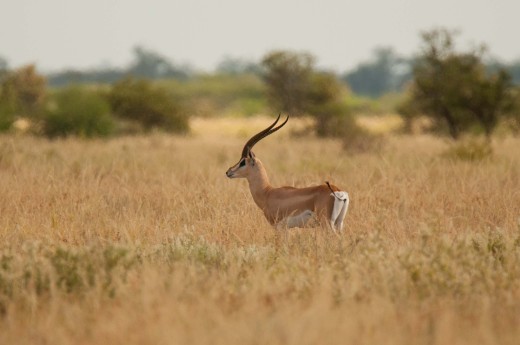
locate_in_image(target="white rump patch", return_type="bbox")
[330,191,349,231]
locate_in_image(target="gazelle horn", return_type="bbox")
[241,114,289,158]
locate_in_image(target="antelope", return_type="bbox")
[226,114,349,231]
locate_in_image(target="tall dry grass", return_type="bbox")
[0,117,519,345]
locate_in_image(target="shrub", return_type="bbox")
[0,65,46,118]
[43,86,115,138]
[108,78,188,133]
[342,121,383,154]
[313,99,351,137]
[160,74,267,117]
[0,103,15,132]
[309,88,382,153]
[442,137,493,161]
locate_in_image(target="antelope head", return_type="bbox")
[226,114,289,179]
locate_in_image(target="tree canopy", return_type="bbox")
[261,50,371,143]
[343,47,411,98]
[47,46,192,87]
[261,51,315,116]
[401,29,516,139]
[0,64,46,118]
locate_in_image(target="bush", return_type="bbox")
[442,137,493,161]
[108,78,188,133]
[341,121,383,154]
[0,65,46,118]
[313,100,352,137]
[43,86,115,138]
[0,103,15,132]
[159,74,266,117]
[312,99,382,153]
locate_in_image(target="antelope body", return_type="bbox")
[226,115,349,231]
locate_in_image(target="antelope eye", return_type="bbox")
[239,159,246,167]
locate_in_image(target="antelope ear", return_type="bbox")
[248,151,256,165]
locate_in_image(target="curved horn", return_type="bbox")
[241,114,289,158]
[241,114,280,157]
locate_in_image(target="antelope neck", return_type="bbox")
[245,160,271,209]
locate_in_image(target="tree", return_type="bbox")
[509,61,520,85]
[128,46,191,80]
[216,57,262,75]
[0,56,11,131]
[487,59,520,86]
[306,71,345,136]
[0,64,46,118]
[402,29,515,140]
[343,47,411,98]
[108,78,188,133]
[261,50,376,150]
[47,68,126,87]
[261,51,315,116]
[466,70,514,137]
[47,47,193,87]
[0,56,7,77]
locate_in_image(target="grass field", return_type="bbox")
[0,117,519,345]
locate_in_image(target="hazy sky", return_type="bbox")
[1,0,518,73]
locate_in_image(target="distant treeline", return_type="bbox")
[1,28,519,145]
[2,44,520,98]
[44,46,193,87]
[342,48,520,98]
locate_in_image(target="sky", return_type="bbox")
[1,0,519,73]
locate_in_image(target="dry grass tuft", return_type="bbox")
[0,117,519,344]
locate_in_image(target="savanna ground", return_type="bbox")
[0,116,519,345]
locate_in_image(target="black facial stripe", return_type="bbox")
[239,159,246,167]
